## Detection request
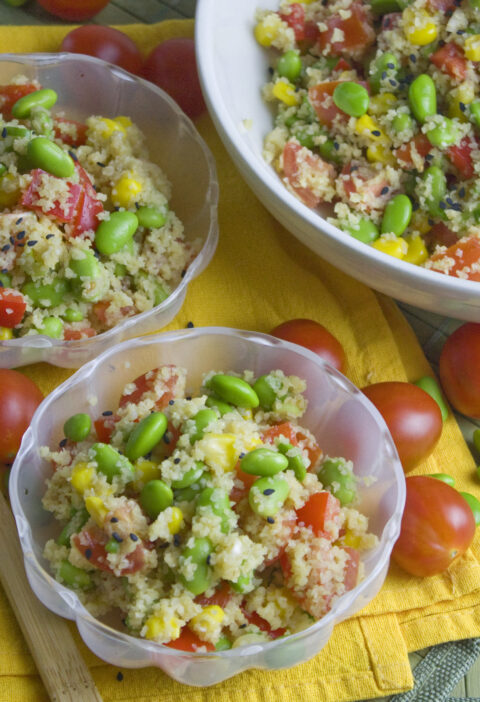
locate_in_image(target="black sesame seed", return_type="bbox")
[350,165,359,172]
[169,399,175,405]
[321,0,327,6]
[460,102,466,112]
[102,410,113,416]
[85,548,92,560]
[116,672,124,682]
[389,79,397,87]
[412,201,419,211]
[186,396,192,401]
[112,532,123,543]
[409,54,416,63]
[446,197,454,206]
[27,240,37,247]
[452,203,462,211]
[381,71,387,80]
[9,236,14,245]
[46,233,54,240]
[59,438,67,447]
[333,142,340,150]
[145,452,152,460]
[426,153,434,161]
[17,243,24,247]
[457,29,465,35]
[173,534,181,547]
[186,321,194,328]
[371,130,381,137]
[1,244,10,252]
[386,62,395,69]
[0,281,3,288]
[239,452,246,459]
[380,186,389,195]
[267,517,275,524]
[439,201,447,210]
[1,268,7,274]
[15,217,22,225]
[268,66,274,76]
[174,457,180,464]
[110,516,119,523]
[163,433,171,444]
[69,151,78,162]
[130,533,139,542]
[135,201,140,209]
[206,554,211,565]
[263,488,275,495]
[1,128,6,138]
[96,161,106,167]
[459,187,466,198]
[159,542,169,548]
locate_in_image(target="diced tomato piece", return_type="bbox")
[295,430,322,467]
[343,547,360,591]
[92,300,110,324]
[94,413,119,442]
[162,420,181,457]
[21,169,83,222]
[0,83,37,120]
[0,288,26,327]
[317,2,375,57]
[430,42,468,82]
[63,326,97,341]
[119,365,182,410]
[447,137,475,180]
[395,133,432,170]
[165,627,215,652]
[334,58,352,72]
[427,236,480,281]
[308,81,346,128]
[262,422,299,446]
[282,140,335,208]
[195,582,232,609]
[339,161,392,213]
[73,528,146,574]
[53,118,88,147]
[425,221,458,249]
[69,164,103,237]
[230,459,258,502]
[296,491,340,538]
[279,3,306,41]
[241,607,286,639]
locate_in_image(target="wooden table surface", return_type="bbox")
[1,0,480,700]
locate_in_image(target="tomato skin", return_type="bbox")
[271,318,346,373]
[308,81,346,128]
[0,289,26,327]
[447,137,476,180]
[361,381,442,472]
[427,236,480,282]
[395,133,432,170]
[317,2,375,57]
[60,26,143,75]
[165,627,215,652]
[0,369,43,463]
[392,476,475,576]
[37,0,110,21]
[430,42,468,82]
[0,84,37,120]
[439,323,480,418]
[296,491,340,538]
[141,38,207,120]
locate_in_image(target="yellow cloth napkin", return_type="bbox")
[2,19,480,702]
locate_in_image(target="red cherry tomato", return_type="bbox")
[37,0,110,21]
[141,38,207,120]
[60,26,143,75]
[0,369,43,463]
[439,322,480,418]
[270,318,346,373]
[361,381,442,472]
[392,476,476,576]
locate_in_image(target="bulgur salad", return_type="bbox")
[0,76,199,341]
[41,364,377,651]
[256,0,480,281]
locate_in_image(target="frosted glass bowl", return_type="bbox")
[0,53,218,368]
[10,327,405,686]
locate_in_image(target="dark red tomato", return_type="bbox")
[0,289,26,328]
[392,476,475,576]
[195,582,232,609]
[241,608,286,639]
[0,369,43,463]
[73,528,145,575]
[296,492,340,538]
[37,0,110,21]
[427,237,480,282]
[165,627,215,652]
[142,38,207,120]
[271,318,346,373]
[0,84,36,120]
[447,137,476,180]
[308,81,346,128]
[361,381,442,472]
[119,366,181,409]
[317,2,375,57]
[60,26,143,75]
[430,43,468,82]
[21,169,83,222]
[424,221,458,250]
[439,322,480,417]
[279,3,306,41]
[53,118,88,147]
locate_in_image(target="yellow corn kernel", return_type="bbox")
[144,614,182,642]
[372,235,407,259]
[0,173,20,207]
[200,433,238,472]
[368,92,397,116]
[410,211,431,235]
[343,530,363,549]
[366,141,395,165]
[355,115,387,141]
[71,462,96,494]
[98,117,126,137]
[254,15,283,47]
[111,174,142,208]
[272,80,300,106]
[190,605,225,634]
[84,495,109,527]
[114,116,132,128]
[403,234,429,265]
[133,460,162,491]
[0,327,13,340]
[403,8,438,46]
[465,35,480,62]
[167,506,184,535]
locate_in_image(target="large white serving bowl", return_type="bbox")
[195,0,480,321]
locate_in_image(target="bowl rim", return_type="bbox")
[10,325,406,659]
[0,52,219,352]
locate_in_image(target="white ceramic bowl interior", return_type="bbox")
[10,327,405,686]
[195,0,480,321]
[0,53,218,368]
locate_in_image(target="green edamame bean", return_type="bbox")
[277,49,302,82]
[318,138,343,164]
[392,113,414,133]
[62,308,84,323]
[12,88,57,119]
[369,0,402,14]
[473,428,480,455]
[171,460,205,489]
[174,484,203,502]
[291,123,323,150]
[460,491,480,526]
[414,376,448,421]
[179,536,213,595]
[241,447,288,477]
[58,560,92,589]
[408,74,436,123]
[278,441,307,481]
[425,116,460,149]
[205,395,234,416]
[105,537,121,554]
[57,507,89,546]
[197,486,234,533]
[215,636,232,651]
[426,473,455,487]
[381,194,412,236]
[470,101,480,130]
[187,408,218,444]
[125,411,167,460]
[140,479,173,519]
[249,476,290,518]
[3,125,31,139]
[30,106,54,138]
[27,136,75,178]
[252,375,278,410]
[317,458,356,505]
[345,217,379,244]
[421,165,447,218]
[64,413,92,442]
[69,250,101,279]
[90,442,134,482]
[369,53,398,94]
[94,211,139,255]
[0,271,11,288]
[230,572,254,594]
[136,205,167,229]
[209,374,260,409]
[22,278,68,308]
[38,316,63,339]
[333,82,369,117]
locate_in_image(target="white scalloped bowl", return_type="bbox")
[195,0,480,321]
[10,327,405,686]
[0,53,218,368]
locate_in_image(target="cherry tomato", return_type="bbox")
[439,322,480,418]
[270,318,346,373]
[141,38,207,120]
[392,476,475,576]
[37,0,110,21]
[60,26,143,75]
[361,381,442,472]
[0,369,43,463]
